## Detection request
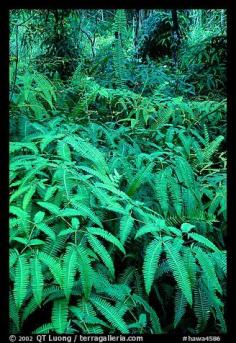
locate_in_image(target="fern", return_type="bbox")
[127,162,154,196]
[119,213,134,245]
[52,298,69,334]
[31,252,44,306]
[143,238,163,294]
[38,251,63,286]
[90,295,129,333]
[164,240,193,305]
[87,227,125,254]
[76,245,93,300]
[132,294,162,333]
[62,245,77,300]
[193,278,211,332]
[33,323,54,334]
[135,220,165,239]
[173,289,188,328]
[189,232,220,252]
[87,234,115,277]
[13,253,30,309]
[193,247,222,294]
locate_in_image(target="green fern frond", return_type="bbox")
[203,135,224,162]
[13,253,30,309]
[10,249,18,268]
[132,294,162,333]
[10,292,20,332]
[143,238,163,294]
[10,185,30,204]
[168,176,182,216]
[87,227,125,254]
[193,247,222,294]
[52,298,69,334]
[174,289,188,328]
[22,185,36,210]
[57,141,71,161]
[135,220,165,239]
[193,278,211,332]
[36,222,56,241]
[154,168,171,216]
[10,142,38,154]
[120,213,134,245]
[62,245,77,300]
[38,251,63,286]
[76,245,93,299]
[164,240,192,305]
[87,234,115,277]
[90,295,129,333]
[127,163,154,196]
[65,135,109,174]
[33,323,54,334]
[31,253,44,306]
[37,201,61,216]
[71,201,103,228]
[189,232,220,252]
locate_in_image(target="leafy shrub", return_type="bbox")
[10,116,226,334]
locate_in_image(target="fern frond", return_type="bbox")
[127,163,154,196]
[31,253,44,306]
[193,247,222,294]
[164,240,192,305]
[76,245,93,299]
[52,298,69,334]
[87,234,115,277]
[189,232,220,252]
[154,168,171,216]
[33,323,54,334]
[90,296,129,333]
[22,185,36,209]
[143,238,163,294]
[37,201,61,216]
[36,222,56,241]
[38,251,63,286]
[13,253,30,309]
[62,245,77,300]
[135,220,165,239]
[65,135,108,174]
[120,214,134,245]
[174,289,188,328]
[203,135,224,161]
[71,201,103,227]
[132,294,162,333]
[87,227,125,254]
[193,278,211,332]
[10,292,20,332]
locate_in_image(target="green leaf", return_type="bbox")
[189,232,220,252]
[90,296,129,333]
[164,240,192,305]
[34,211,45,224]
[31,253,44,306]
[37,202,61,215]
[87,227,125,254]
[14,254,30,308]
[143,238,163,294]
[87,234,115,277]
[52,299,69,334]
[135,220,165,239]
[62,245,77,300]
[120,214,134,245]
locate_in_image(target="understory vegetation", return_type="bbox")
[9,9,227,335]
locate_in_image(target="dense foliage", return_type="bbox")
[9,9,227,335]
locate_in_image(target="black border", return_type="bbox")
[2,1,235,342]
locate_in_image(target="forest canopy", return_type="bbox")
[9,9,227,335]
